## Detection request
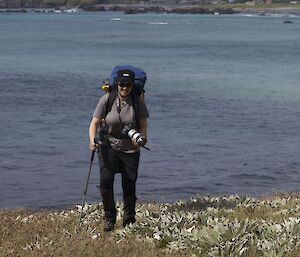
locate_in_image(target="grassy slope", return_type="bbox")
[1,194,300,257]
[0,209,184,257]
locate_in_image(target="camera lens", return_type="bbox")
[128,129,145,146]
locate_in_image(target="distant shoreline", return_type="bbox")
[1,4,300,15]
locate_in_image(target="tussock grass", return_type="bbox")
[1,195,300,257]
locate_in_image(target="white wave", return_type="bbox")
[148,22,168,25]
[112,17,121,21]
[65,8,79,13]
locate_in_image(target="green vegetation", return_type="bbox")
[0,0,139,8]
[210,2,300,8]
[1,0,300,9]
[1,194,300,257]
[230,2,300,9]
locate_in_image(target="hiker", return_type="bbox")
[89,69,149,232]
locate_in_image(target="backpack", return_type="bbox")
[102,65,147,115]
[102,65,147,95]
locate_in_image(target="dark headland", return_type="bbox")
[1,0,300,15]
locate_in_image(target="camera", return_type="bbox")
[128,128,146,146]
[122,125,146,146]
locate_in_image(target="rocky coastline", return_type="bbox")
[1,4,300,15]
[82,5,238,15]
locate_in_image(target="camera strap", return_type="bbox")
[116,97,123,134]
[116,96,121,114]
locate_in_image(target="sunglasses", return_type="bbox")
[118,82,133,88]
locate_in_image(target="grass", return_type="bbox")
[191,2,300,12]
[1,194,300,257]
[0,208,185,257]
[212,3,300,8]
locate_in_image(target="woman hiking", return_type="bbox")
[89,69,149,232]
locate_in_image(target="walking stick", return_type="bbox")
[79,140,98,225]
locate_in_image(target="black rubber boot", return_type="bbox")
[123,197,136,228]
[103,219,115,232]
[100,188,116,232]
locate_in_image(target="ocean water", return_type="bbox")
[0,12,299,208]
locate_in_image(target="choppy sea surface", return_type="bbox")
[0,11,299,208]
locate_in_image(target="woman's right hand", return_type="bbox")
[89,117,101,151]
[89,137,101,151]
[89,141,98,151]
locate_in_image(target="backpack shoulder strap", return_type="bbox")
[131,93,139,112]
[131,92,140,129]
[105,90,118,117]
[104,91,140,128]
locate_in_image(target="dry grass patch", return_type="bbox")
[1,194,300,257]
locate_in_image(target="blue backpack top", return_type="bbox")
[102,65,147,95]
[101,65,147,117]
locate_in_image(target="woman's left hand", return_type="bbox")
[131,136,147,147]
[131,138,139,146]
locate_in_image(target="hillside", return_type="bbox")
[1,195,300,256]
